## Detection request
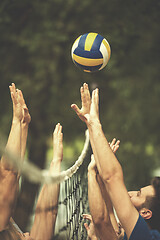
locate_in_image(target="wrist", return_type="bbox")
[87,120,102,130]
[50,160,61,170]
[52,157,62,163]
[21,122,29,129]
[1,163,18,176]
[88,168,97,177]
[12,118,21,125]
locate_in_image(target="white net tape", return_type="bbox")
[0,130,90,185]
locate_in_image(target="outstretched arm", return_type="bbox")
[1,84,22,171]
[88,154,119,240]
[0,83,29,231]
[71,83,139,239]
[98,138,121,237]
[30,123,63,240]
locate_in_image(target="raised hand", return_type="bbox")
[52,123,63,163]
[109,138,120,153]
[71,83,91,123]
[89,88,100,124]
[83,214,98,240]
[9,83,31,125]
[9,83,23,123]
[71,83,100,127]
[30,124,63,240]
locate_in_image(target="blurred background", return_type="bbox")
[0,0,160,234]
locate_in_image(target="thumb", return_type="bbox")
[22,107,29,119]
[22,106,31,123]
[23,106,29,114]
[71,104,81,115]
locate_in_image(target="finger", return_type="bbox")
[60,131,63,143]
[9,84,16,102]
[83,214,92,220]
[53,123,59,136]
[54,123,63,143]
[58,124,63,141]
[83,213,91,217]
[110,138,116,148]
[113,140,120,150]
[113,145,119,153]
[83,83,88,91]
[19,89,25,105]
[10,91,16,103]
[91,89,98,116]
[58,124,62,133]
[81,85,87,108]
[57,122,60,132]
[83,83,91,104]
[23,107,29,116]
[71,104,81,115]
[11,83,18,100]
[17,89,24,106]
[84,223,89,231]
[95,88,99,106]
[92,88,99,107]
[115,140,120,146]
[10,90,18,106]
[11,83,16,94]
[9,85,12,93]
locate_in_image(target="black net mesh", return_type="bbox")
[54,151,91,240]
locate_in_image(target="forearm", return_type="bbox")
[88,122,138,239]
[87,122,123,182]
[88,170,116,240]
[88,170,108,226]
[97,174,113,211]
[31,161,61,240]
[35,160,60,215]
[0,170,19,231]
[88,169,118,240]
[31,184,59,240]
[1,119,21,173]
[0,119,21,229]
[20,123,29,160]
[97,174,119,234]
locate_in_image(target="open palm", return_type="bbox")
[71,83,91,123]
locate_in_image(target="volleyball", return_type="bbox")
[71,32,111,73]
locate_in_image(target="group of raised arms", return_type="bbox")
[0,83,160,240]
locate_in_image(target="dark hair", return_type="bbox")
[143,177,160,231]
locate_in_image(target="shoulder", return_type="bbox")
[150,230,160,240]
[124,215,160,240]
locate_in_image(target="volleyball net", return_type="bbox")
[54,161,90,240]
[0,130,91,240]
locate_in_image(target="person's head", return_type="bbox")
[128,176,160,231]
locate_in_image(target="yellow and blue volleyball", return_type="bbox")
[71,32,111,73]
